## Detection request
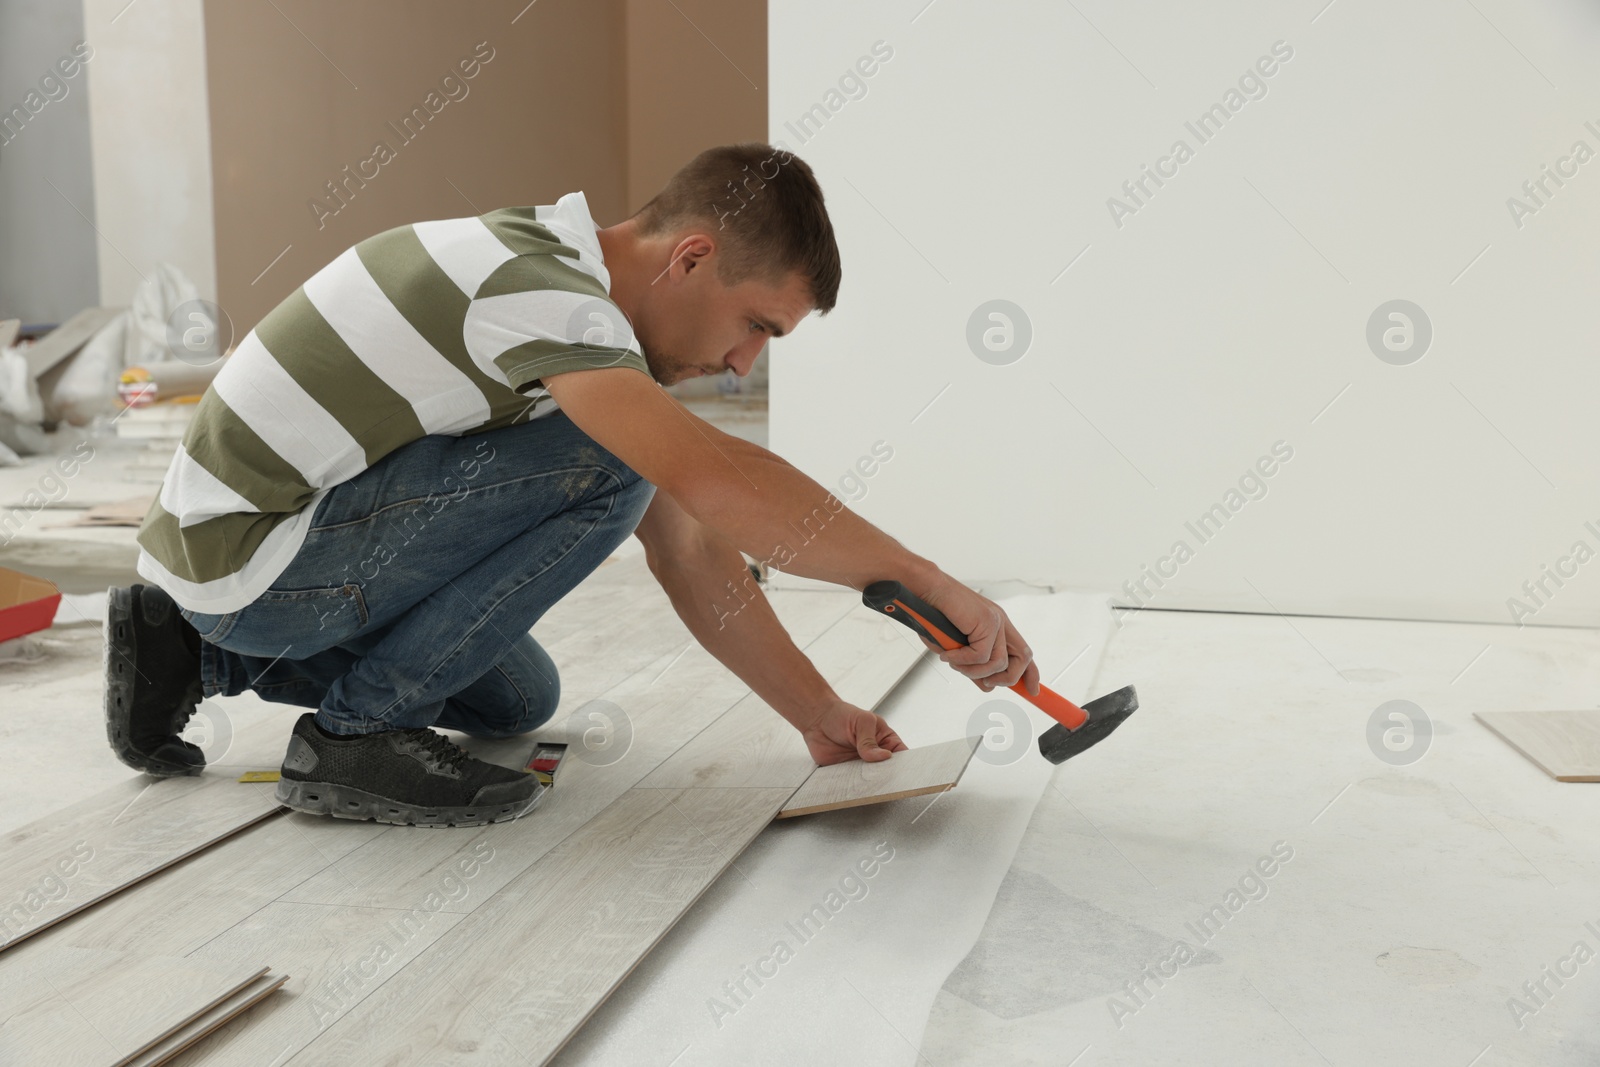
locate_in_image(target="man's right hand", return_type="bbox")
[917,578,1040,696]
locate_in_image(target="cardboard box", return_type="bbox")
[0,568,61,643]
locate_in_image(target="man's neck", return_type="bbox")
[596,221,647,318]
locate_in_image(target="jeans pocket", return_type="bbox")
[206,582,370,658]
[181,607,239,645]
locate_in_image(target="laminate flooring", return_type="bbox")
[1475,710,1600,781]
[5,558,926,1066]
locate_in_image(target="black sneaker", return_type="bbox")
[104,584,206,777]
[274,713,546,827]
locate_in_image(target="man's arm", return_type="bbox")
[543,366,1039,695]
[634,490,905,764]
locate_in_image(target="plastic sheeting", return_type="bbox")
[44,263,201,426]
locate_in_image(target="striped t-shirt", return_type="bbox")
[136,191,651,615]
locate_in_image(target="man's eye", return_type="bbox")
[750,320,764,333]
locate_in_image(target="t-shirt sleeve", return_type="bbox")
[462,254,651,394]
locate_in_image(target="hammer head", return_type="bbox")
[1037,685,1138,764]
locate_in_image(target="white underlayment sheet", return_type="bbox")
[554,589,1115,1067]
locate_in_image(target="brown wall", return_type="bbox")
[623,0,767,214]
[205,0,765,335]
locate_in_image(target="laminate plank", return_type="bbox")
[0,944,265,1066]
[128,973,288,1067]
[1476,710,1600,781]
[109,969,277,1067]
[284,786,793,1067]
[0,770,282,953]
[531,555,701,705]
[42,812,387,957]
[776,735,983,818]
[636,604,924,790]
[275,588,855,914]
[157,903,468,1066]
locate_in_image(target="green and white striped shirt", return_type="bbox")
[137,191,651,614]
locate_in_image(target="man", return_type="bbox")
[104,143,1040,827]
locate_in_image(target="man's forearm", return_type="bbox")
[542,369,943,598]
[644,532,841,732]
[667,432,943,596]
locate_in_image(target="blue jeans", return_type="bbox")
[179,412,654,737]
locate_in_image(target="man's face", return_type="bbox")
[632,236,815,387]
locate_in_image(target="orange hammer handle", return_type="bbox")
[861,581,1088,731]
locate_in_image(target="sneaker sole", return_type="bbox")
[103,586,204,778]
[274,776,546,828]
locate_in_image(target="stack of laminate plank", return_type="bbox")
[0,555,982,1065]
[0,945,287,1065]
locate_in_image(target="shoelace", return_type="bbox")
[398,728,473,774]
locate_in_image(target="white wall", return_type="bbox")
[81,0,216,305]
[770,0,1600,627]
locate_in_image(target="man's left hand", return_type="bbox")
[801,699,908,766]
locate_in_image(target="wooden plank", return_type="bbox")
[0,769,282,953]
[777,735,982,818]
[636,604,924,790]
[153,903,469,1066]
[40,812,387,957]
[0,944,266,1066]
[24,306,123,378]
[127,973,288,1067]
[1476,710,1600,781]
[284,786,794,1066]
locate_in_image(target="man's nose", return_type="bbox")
[726,340,765,377]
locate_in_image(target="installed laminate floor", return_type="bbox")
[0,555,923,1066]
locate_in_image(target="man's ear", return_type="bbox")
[671,233,716,279]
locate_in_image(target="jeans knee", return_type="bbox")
[499,644,561,736]
[510,676,560,735]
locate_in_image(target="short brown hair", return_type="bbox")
[633,143,841,313]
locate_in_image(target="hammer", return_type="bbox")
[863,581,1138,764]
